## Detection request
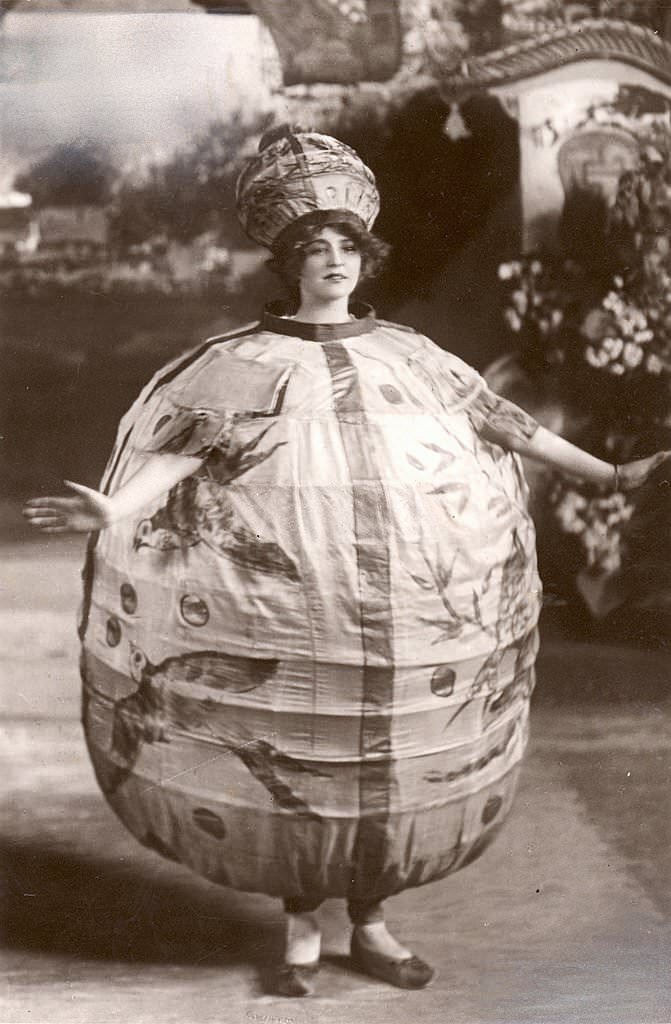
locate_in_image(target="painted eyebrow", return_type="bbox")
[305,239,357,250]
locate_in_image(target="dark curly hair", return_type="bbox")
[267,209,389,305]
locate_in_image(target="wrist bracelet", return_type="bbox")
[613,464,621,492]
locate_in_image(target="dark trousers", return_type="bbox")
[283,895,385,925]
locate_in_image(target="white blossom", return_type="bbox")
[504,308,522,332]
[622,342,644,368]
[585,346,609,368]
[600,551,622,573]
[602,336,623,359]
[646,353,664,374]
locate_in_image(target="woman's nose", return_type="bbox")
[327,247,344,265]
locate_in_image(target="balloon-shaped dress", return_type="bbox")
[80,302,541,903]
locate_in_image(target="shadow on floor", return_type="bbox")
[1,836,279,971]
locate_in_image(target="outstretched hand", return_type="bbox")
[618,451,671,492]
[23,481,113,534]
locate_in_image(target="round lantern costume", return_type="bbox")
[79,129,542,905]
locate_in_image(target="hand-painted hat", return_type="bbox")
[236,124,380,250]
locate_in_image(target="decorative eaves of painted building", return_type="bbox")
[439,18,671,250]
[440,16,671,97]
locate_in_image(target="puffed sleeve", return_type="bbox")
[466,385,540,444]
[407,342,487,414]
[133,347,294,459]
[409,338,540,443]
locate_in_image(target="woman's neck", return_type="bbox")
[293,297,352,324]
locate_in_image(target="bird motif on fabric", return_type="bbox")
[135,419,298,578]
[133,475,300,582]
[109,646,279,778]
[106,646,327,818]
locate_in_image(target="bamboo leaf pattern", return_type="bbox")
[471,647,508,695]
[421,442,455,459]
[412,546,487,644]
[496,528,532,639]
[487,495,510,517]
[409,573,434,591]
[420,616,467,643]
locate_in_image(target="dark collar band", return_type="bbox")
[262,300,376,342]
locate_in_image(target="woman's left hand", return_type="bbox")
[618,451,671,491]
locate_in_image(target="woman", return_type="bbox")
[24,127,670,997]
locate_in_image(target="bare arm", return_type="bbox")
[23,452,203,533]
[476,391,671,490]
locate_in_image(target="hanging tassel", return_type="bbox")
[443,102,471,141]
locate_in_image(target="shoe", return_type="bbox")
[274,960,320,997]
[350,930,435,989]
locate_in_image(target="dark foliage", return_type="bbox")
[14,141,115,208]
[110,114,270,248]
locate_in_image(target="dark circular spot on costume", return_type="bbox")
[193,807,227,839]
[120,582,137,614]
[106,616,122,647]
[379,383,403,404]
[431,665,456,697]
[180,594,209,627]
[153,414,172,435]
[482,795,503,825]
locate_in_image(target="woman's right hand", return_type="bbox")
[23,481,114,534]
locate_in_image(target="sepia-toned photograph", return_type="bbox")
[3,2,671,1021]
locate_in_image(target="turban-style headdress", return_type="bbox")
[236,125,380,250]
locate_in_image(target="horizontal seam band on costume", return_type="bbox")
[84,679,528,729]
[87,690,502,766]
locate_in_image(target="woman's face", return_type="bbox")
[298,227,362,305]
